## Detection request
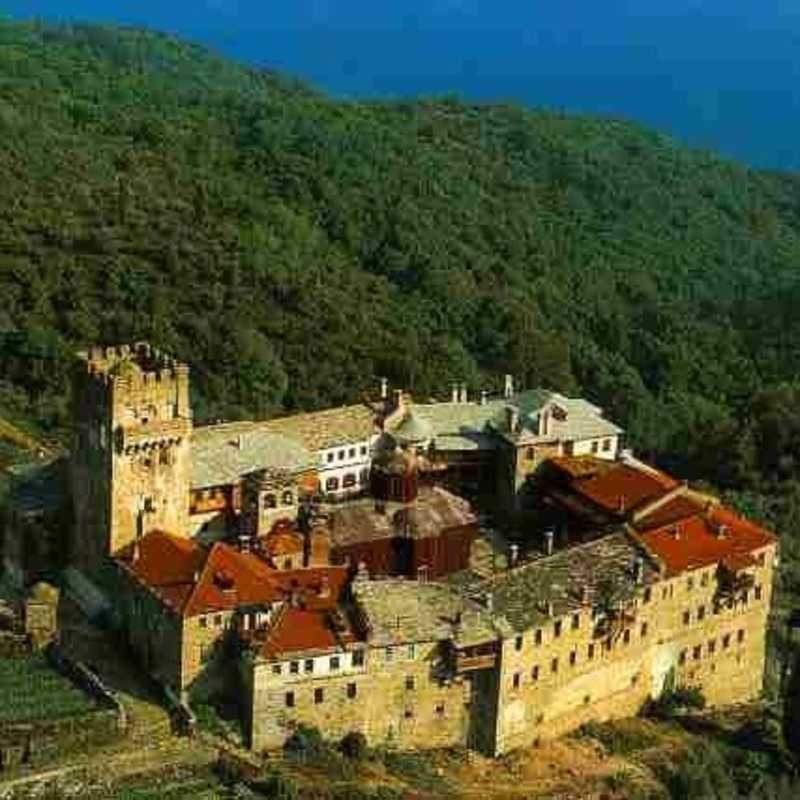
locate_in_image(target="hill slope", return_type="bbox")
[2,19,800,486]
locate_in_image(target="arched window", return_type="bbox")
[282,490,294,506]
[264,494,277,508]
[326,477,339,491]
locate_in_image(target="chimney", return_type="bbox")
[509,543,519,568]
[132,540,141,564]
[506,406,519,434]
[355,561,370,582]
[543,529,554,556]
[672,525,682,540]
[480,390,488,406]
[504,374,514,399]
[451,383,459,403]
[715,523,728,540]
[238,535,251,554]
[618,495,627,515]
[460,384,468,404]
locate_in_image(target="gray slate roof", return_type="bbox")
[191,425,314,490]
[353,579,497,648]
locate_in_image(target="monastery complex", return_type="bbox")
[1,342,778,755]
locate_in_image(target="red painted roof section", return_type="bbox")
[117,530,206,613]
[259,607,354,659]
[633,502,776,576]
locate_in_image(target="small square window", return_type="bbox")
[757,552,765,566]
[737,629,745,644]
[693,645,702,661]
[214,614,222,628]
[708,639,716,656]
[553,620,562,638]
[569,650,577,666]
[641,622,648,638]
[352,650,365,667]
[623,629,631,645]
[405,676,415,691]
[591,440,599,454]
[551,657,559,673]
[701,572,709,587]
[587,643,595,660]
[435,702,445,716]
[199,616,207,629]
[338,450,345,460]
[687,576,694,591]
[602,438,611,452]
[272,664,282,675]
[514,635,523,651]
[348,448,356,458]
[360,446,367,456]
[697,605,706,622]
[404,708,414,719]
[643,588,652,604]
[347,683,357,699]
[327,452,334,462]
[290,661,299,674]
[304,659,314,674]
[385,647,394,662]
[330,656,341,671]
[285,691,295,708]
[407,643,416,659]
[512,672,520,689]
[679,649,687,665]
[534,629,543,646]
[755,585,763,601]
[722,633,731,649]
[531,665,539,681]
[571,613,580,630]
[314,688,324,704]
[683,611,691,626]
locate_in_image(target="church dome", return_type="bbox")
[391,412,432,446]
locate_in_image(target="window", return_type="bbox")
[757,552,765,567]
[643,588,652,604]
[697,605,706,622]
[407,644,416,659]
[314,688,324,704]
[641,622,648,638]
[282,491,294,505]
[587,643,595,660]
[272,664,282,675]
[569,650,577,667]
[553,620,562,638]
[514,635,523,651]
[338,450,345,461]
[290,661,299,674]
[631,674,639,687]
[513,672,520,689]
[603,638,612,652]
[584,694,591,705]
[532,665,539,681]
[708,639,716,656]
[285,691,295,708]
[327,452,334,463]
[683,611,691,626]
[693,645,702,661]
[602,438,612,452]
[159,449,170,465]
[687,576,694,591]
[526,446,535,460]
[360,446,367,456]
[330,656,341,671]
[755,585,763,601]
[679,649,687,665]
[283,559,293,570]
[304,659,314,674]
[572,613,580,630]
[405,676,415,691]
[551,657,559,674]
[214,614,223,628]
[722,633,731,650]
[347,683,357,699]
[352,650,365,667]
[623,629,631,645]
[385,647,394,662]
[265,494,277,508]
[737,629,745,644]
[343,473,356,488]
[348,448,356,458]
[591,440,599,454]
[404,709,414,719]
[534,629,543,646]
[435,703,445,716]
[199,616,207,628]
[326,477,339,491]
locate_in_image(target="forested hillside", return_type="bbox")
[2,19,800,500]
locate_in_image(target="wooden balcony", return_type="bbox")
[455,652,497,672]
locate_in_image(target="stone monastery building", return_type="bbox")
[2,342,778,756]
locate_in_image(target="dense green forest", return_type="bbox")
[2,18,800,794]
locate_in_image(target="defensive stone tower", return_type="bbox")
[70,343,192,573]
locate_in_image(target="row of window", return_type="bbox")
[273,650,365,676]
[325,470,369,492]
[326,445,369,463]
[681,587,762,626]
[678,629,745,665]
[263,490,295,508]
[285,684,444,715]
[514,623,650,688]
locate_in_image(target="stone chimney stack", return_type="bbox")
[504,374,514,400]
[380,377,388,400]
[509,543,519,568]
[543,528,554,556]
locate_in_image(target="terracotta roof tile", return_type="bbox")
[259,606,358,659]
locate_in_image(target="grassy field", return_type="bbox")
[0,654,99,724]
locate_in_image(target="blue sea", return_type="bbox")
[3,1,800,171]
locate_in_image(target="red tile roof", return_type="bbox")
[117,530,348,618]
[259,606,358,659]
[632,502,776,576]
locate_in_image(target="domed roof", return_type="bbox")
[391,412,432,445]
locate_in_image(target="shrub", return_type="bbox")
[577,720,658,756]
[647,685,707,719]
[340,731,368,761]
[284,724,328,763]
[250,769,299,800]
